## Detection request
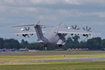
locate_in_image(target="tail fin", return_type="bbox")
[34,21,44,41]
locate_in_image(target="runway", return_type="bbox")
[0,57,105,64]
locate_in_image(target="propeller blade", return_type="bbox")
[24,27,28,31]
[77,28,80,30]
[27,27,30,31]
[27,35,30,38]
[86,26,88,30]
[71,25,75,29]
[83,27,85,30]
[74,25,77,29]
[89,34,92,37]
[24,26,30,31]
[87,27,92,31]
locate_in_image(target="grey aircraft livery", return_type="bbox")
[12,21,102,50]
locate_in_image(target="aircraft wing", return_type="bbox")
[13,31,46,35]
[57,28,102,35]
[13,31,36,35]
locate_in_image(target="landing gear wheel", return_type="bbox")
[59,45,62,47]
[58,45,63,51]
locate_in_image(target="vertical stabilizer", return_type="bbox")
[34,21,44,41]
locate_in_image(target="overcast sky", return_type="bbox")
[0,0,105,43]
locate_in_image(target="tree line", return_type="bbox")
[0,36,105,50]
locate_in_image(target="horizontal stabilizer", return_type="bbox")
[12,21,54,27]
[12,24,34,27]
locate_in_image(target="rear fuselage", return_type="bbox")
[36,24,67,46]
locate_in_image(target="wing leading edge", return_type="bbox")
[13,31,36,35]
[13,31,46,35]
[57,28,102,35]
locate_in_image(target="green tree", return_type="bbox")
[72,35,80,44]
[20,39,29,48]
[101,39,105,48]
[80,41,87,48]
[87,37,101,50]
[0,38,4,49]
[4,39,20,49]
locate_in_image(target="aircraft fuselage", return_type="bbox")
[36,24,67,46]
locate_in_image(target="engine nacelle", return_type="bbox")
[83,34,89,38]
[83,34,87,36]
[68,27,70,29]
[22,34,27,37]
[21,28,25,31]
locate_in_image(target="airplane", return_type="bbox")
[12,21,102,50]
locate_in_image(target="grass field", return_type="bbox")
[0,51,105,62]
[0,61,105,70]
[0,51,105,70]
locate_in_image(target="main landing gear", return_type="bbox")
[58,45,62,47]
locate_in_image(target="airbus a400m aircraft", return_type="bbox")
[12,21,102,50]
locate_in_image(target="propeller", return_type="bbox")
[20,26,33,38]
[83,26,92,31]
[83,26,92,38]
[24,26,30,31]
[71,25,80,36]
[71,25,80,30]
